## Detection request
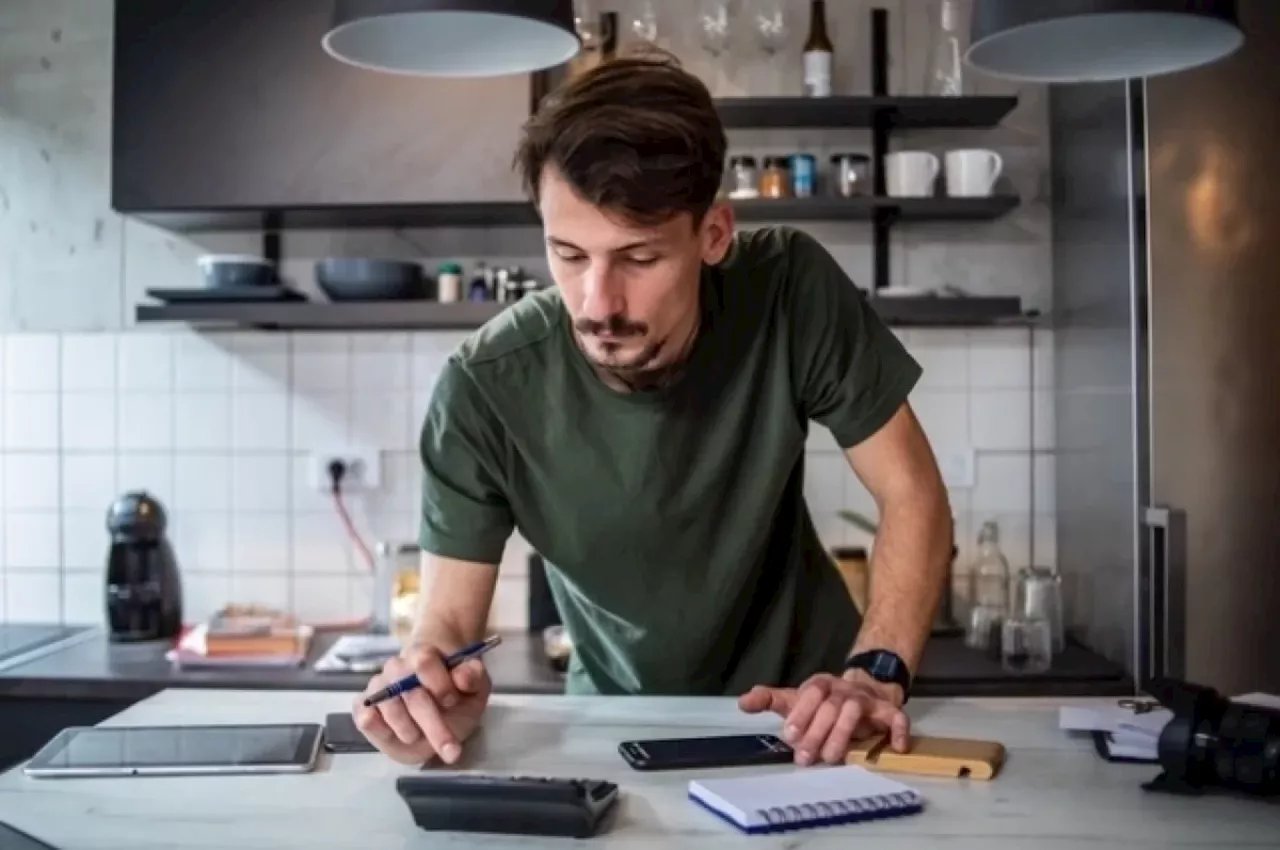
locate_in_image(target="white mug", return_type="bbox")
[884,152,940,197]
[944,149,1003,197]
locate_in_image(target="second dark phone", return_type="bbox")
[324,712,378,754]
[618,734,794,771]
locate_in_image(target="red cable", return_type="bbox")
[332,488,376,574]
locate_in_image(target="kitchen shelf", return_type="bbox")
[133,295,1036,332]
[130,195,1019,233]
[714,95,1019,130]
[733,195,1020,222]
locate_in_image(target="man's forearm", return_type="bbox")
[407,553,499,651]
[850,484,953,673]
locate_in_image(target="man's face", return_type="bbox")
[538,166,733,376]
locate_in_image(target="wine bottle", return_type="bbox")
[802,0,834,97]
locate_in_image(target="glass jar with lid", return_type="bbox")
[832,153,872,197]
[728,155,760,199]
[759,156,791,199]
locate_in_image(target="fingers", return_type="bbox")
[406,647,461,709]
[782,677,829,746]
[820,699,865,765]
[873,703,911,752]
[401,688,461,764]
[738,686,798,717]
[795,695,845,766]
[451,659,489,695]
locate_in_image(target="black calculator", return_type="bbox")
[395,773,620,838]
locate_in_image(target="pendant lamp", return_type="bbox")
[322,0,581,78]
[966,0,1244,82]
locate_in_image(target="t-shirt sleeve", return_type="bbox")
[417,357,514,565]
[785,230,923,448]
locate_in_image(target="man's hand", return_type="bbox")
[738,670,910,766]
[352,644,492,766]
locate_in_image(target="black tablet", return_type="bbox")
[23,723,323,778]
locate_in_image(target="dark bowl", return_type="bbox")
[197,255,277,288]
[315,258,429,301]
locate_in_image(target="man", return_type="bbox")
[354,50,953,770]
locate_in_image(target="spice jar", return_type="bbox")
[791,153,817,198]
[728,156,759,199]
[832,153,872,197]
[759,156,791,199]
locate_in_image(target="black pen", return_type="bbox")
[362,634,502,707]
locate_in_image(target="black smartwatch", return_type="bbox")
[844,649,913,704]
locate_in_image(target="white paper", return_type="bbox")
[690,766,921,830]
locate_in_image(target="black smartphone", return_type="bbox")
[618,733,793,771]
[0,821,61,849]
[324,712,378,754]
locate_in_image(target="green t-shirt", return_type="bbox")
[418,225,922,696]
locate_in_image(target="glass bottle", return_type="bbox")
[927,0,965,96]
[802,0,834,98]
[964,520,1011,650]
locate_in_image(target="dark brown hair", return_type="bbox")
[514,47,727,227]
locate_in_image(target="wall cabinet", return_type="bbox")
[111,0,534,213]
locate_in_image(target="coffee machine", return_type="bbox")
[105,491,183,642]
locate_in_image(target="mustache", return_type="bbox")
[573,315,649,337]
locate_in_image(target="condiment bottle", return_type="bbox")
[436,263,463,303]
[803,0,834,97]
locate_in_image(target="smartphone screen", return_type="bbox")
[618,734,793,770]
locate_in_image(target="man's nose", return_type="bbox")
[580,263,625,320]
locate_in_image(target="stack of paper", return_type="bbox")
[313,633,403,673]
[1059,693,1280,762]
[1059,704,1169,761]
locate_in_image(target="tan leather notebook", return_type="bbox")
[846,734,1007,780]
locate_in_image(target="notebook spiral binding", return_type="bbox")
[755,790,923,825]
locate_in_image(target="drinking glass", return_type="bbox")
[1001,616,1053,674]
[629,0,659,44]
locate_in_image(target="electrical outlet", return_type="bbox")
[309,449,381,493]
[937,449,976,489]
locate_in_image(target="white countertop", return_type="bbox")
[0,689,1276,849]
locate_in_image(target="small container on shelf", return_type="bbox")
[790,153,817,198]
[832,153,872,197]
[759,156,792,199]
[436,263,463,303]
[728,155,760,199]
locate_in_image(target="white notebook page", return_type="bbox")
[689,765,922,828]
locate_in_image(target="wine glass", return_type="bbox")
[698,0,733,59]
[750,0,789,94]
[629,0,659,44]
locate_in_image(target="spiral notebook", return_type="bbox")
[689,765,924,834]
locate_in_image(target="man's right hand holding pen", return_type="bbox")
[352,641,493,767]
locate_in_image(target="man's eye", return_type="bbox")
[627,256,659,267]
[556,253,587,263]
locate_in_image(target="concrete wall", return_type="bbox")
[0,0,1055,630]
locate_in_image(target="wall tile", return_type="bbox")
[970,389,1031,451]
[351,333,410,391]
[231,393,290,452]
[231,574,292,612]
[173,393,231,450]
[117,453,175,501]
[172,513,232,574]
[62,569,105,625]
[118,393,173,450]
[349,393,412,450]
[969,329,1033,389]
[4,453,60,510]
[3,393,60,450]
[4,513,61,569]
[231,513,291,574]
[62,453,117,511]
[62,392,117,451]
[231,454,290,513]
[61,333,117,392]
[6,571,62,623]
[4,335,60,391]
[291,393,348,451]
[905,330,969,390]
[174,455,232,513]
[62,510,106,570]
[972,453,1031,514]
[174,333,232,391]
[117,334,173,392]
[292,512,356,574]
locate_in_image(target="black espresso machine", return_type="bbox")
[105,491,183,642]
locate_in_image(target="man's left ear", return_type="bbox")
[699,201,736,265]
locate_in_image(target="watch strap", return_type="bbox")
[844,649,913,704]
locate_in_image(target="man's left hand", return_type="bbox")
[738,670,911,766]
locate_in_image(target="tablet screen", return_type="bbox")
[28,723,321,773]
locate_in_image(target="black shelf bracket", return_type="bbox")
[870,7,891,292]
[261,210,282,269]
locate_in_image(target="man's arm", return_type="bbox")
[410,551,499,651]
[843,401,953,688]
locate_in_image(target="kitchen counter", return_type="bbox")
[1,688,1274,849]
[0,628,1131,702]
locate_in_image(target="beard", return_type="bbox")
[573,314,696,391]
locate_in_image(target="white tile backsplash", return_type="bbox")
[1,326,1057,627]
